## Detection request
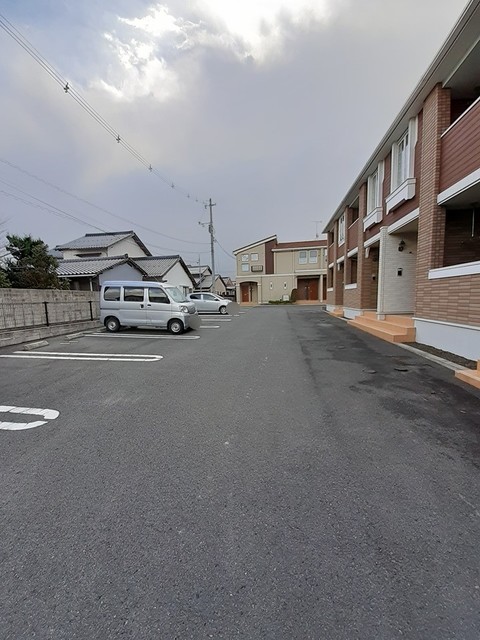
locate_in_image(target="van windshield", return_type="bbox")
[166,287,188,303]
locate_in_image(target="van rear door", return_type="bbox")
[146,286,172,327]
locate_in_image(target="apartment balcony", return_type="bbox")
[438,97,480,207]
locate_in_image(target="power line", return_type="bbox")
[0,181,219,257]
[0,13,205,205]
[215,238,235,260]
[0,158,210,246]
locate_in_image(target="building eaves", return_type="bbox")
[56,256,147,277]
[323,0,480,232]
[233,235,277,255]
[273,240,327,251]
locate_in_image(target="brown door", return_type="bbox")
[307,278,319,300]
[241,282,250,303]
[298,278,319,300]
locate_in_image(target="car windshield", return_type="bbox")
[166,287,188,303]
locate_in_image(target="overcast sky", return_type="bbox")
[0,0,468,276]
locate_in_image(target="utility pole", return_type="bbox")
[206,198,216,293]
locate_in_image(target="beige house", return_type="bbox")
[233,235,327,304]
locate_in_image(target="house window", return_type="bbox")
[241,264,249,272]
[298,251,307,264]
[241,254,249,262]
[309,250,318,264]
[250,253,259,261]
[338,214,345,245]
[349,208,359,224]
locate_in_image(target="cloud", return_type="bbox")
[0,0,469,276]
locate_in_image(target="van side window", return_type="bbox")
[123,287,145,302]
[190,293,201,300]
[104,286,120,301]
[148,288,170,304]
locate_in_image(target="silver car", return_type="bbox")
[187,292,231,314]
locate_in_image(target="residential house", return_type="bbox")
[233,235,327,304]
[55,231,151,260]
[132,256,197,295]
[323,0,480,360]
[187,264,213,291]
[57,256,147,291]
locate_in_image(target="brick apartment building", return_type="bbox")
[324,0,480,360]
[233,235,327,304]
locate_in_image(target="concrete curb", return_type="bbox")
[20,340,49,351]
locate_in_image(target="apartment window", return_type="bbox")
[397,130,409,186]
[367,170,380,213]
[349,208,359,224]
[338,214,345,245]
[347,256,358,285]
[391,119,417,191]
[241,264,249,272]
[328,231,334,245]
[241,254,249,262]
[309,250,318,264]
[250,253,259,261]
[298,251,308,264]
[328,267,334,288]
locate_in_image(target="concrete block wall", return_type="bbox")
[0,289,99,331]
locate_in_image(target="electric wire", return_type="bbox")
[0,158,210,246]
[0,13,205,204]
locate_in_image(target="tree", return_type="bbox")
[4,234,68,289]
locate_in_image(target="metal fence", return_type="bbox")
[0,300,100,331]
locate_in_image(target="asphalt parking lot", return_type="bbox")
[1,306,480,639]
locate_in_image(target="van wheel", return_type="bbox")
[219,305,227,315]
[105,317,120,333]
[168,319,184,335]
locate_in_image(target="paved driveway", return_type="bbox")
[1,307,479,639]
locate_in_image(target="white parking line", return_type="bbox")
[0,351,163,363]
[201,318,232,322]
[198,325,220,329]
[0,405,59,431]
[84,333,200,340]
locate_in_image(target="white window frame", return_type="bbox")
[364,162,384,230]
[241,254,249,262]
[338,214,345,246]
[391,118,417,192]
[250,253,259,261]
[308,250,318,264]
[298,250,308,264]
[241,263,249,272]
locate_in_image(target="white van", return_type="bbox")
[100,281,199,334]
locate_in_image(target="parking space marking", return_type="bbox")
[201,318,232,322]
[0,405,59,431]
[199,325,220,329]
[84,333,200,340]
[0,351,163,363]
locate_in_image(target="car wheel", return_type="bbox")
[219,305,227,315]
[168,319,184,335]
[105,316,120,333]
